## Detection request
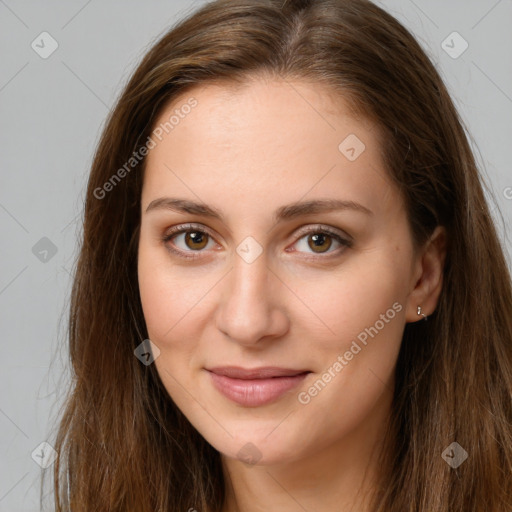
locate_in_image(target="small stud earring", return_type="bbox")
[417,306,428,321]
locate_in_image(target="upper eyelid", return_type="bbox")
[164,223,217,241]
[293,223,351,241]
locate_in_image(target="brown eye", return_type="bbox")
[307,233,333,253]
[291,226,352,257]
[184,231,209,250]
[162,225,217,259]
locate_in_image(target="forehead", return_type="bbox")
[142,78,395,220]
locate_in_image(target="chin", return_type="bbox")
[195,417,308,466]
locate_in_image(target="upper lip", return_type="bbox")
[206,366,310,379]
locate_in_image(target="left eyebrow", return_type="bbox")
[274,198,373,220]
[144,197,373,220]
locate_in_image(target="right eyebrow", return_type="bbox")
[145,197,223,218]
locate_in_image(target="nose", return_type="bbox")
[214,254,290,347]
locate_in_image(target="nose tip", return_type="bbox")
[214,258,289,346]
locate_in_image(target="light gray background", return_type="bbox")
[1,0,511,510]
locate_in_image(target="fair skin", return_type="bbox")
[137,77,446,511]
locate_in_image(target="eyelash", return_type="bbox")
[161,223,353,261]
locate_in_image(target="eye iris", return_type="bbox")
[185,231,208,250]
[308,233,332,253]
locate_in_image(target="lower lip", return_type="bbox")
[207,371,309,407]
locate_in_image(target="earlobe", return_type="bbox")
[405,226,447,323]
[416,305,428,321]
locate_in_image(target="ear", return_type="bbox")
[405,226,447,323]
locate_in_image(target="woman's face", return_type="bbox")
[137,78,433,465]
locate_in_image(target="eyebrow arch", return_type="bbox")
[144,197,373,221]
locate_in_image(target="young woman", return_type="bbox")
[48,0,512,510]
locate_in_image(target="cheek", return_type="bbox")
[292,255,406,344]
[137,246,225,384]
[290,264,405,442]
[137,263,175,342]
[138,256,185,356]
[137,255,201,390]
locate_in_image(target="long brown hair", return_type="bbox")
[46,0,512,510]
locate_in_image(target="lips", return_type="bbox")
[206,366,311,407]
[208,366,309,379]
